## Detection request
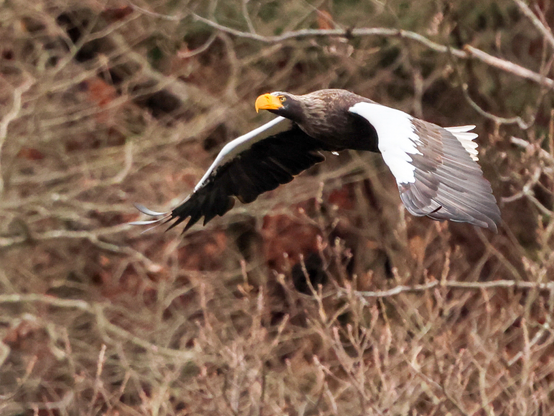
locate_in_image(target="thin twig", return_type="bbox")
[350,279,554,299]
[512,0,554,50]
[508,321,551,366]
[460,84,532,128]
[0,76,34,196]
[0,224,130,248]
[463,45,554,89]
[108,139,134,185]
[241,0,256,34]
[0,294,197,361]
[511,136,554,164]
[0,293,92,311]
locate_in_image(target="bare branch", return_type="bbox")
[0,76,34,196]
[0,293,197,361]
[512,0,554,50]
[511,136,554,164]
[350,279,554,299]
[461,84,533,128]
[241,0,257,34]
[463,45,554,89]
[188,13,554,90]
[0,293,92,311]
[0,224,129,248]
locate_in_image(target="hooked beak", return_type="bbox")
[255,93,283,113]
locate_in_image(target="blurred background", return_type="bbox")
[1,0,553,414]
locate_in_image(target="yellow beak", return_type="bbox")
[255,93,283,113]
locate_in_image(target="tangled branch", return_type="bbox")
[131,4,554,91]
[0,293,197,361]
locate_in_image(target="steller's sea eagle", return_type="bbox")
[133,89,501,233]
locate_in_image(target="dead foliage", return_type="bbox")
[1,0,554,415]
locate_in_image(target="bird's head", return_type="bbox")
[255,92,303,122]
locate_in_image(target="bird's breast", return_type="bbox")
[297,111,379,152]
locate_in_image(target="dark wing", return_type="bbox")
[349,102,501,232]
[133,117,329,233]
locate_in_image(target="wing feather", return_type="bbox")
[348,102,500,231]
[135,118,328,232]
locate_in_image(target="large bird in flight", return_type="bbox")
[134,89,501,233]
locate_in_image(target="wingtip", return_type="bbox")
[475,219,499,234]
[480,220,498,233]
[489,215,501,234]
[128,219,165,226]
[134,203,168,217]
[129,203,172,233]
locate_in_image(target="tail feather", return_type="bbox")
[445,125,479,161]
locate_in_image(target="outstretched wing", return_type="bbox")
[133,117,328,232]
[349,102,501,232]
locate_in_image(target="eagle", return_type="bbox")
[133,89,501,233]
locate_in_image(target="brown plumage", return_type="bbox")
[134,89,501,233]
[260,90,379,151]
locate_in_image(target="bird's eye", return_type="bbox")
[279,96,286,102]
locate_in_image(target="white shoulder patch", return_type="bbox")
[349,102,420,184]
[445,125,479,161]
[194,116,286,191]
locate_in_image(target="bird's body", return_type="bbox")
[133,89,501,233]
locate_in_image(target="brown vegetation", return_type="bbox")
[1,0,554,414]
